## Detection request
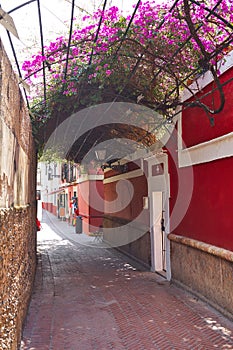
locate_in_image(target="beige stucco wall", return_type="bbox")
[0,40,37,349]
[169,234,233,320]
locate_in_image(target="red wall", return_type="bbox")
[104,174,149,225]
[104,171,150,265]
[89,180,104,231]
[78,179,104,233]
[42,202,57,216]
[78,181,90,233]
[168,68,233,251]
[173,157,233,250]
[182,68,233,147]
[168,142,233,251]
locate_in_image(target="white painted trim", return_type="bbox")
[103,169,143,184]
[182,50,233,102]
[179,131,233,167]
[177,99,233,168]
[77,174,104,183]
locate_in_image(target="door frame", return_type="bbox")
[151,191,165,273]
[145,153,171,280]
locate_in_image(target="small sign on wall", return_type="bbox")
[152,163,164,176]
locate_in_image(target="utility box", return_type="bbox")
[75,216,82,233]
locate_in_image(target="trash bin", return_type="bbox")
[75,216,82,233]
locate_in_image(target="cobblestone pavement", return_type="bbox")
[20,211,233,350]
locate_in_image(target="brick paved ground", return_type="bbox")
[20,211,233,350]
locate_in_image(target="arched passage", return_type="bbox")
[1,2,233,348]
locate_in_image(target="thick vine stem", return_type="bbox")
[183,0,225,115]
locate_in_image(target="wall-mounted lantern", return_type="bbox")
[95,149,128,174]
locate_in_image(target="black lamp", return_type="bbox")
[95,150,127,173]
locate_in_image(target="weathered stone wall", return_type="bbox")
[0,207,36,349]
[0,40,37,349]
[169,234,233,320]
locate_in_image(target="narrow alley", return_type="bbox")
[1,2,233,350]
[20,211,233,350]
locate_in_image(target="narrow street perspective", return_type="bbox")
[1,1,233,350]
[20,211,233,350]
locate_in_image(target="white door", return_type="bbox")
[151,191,166,274]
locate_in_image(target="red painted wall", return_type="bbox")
[168,68,233,251]
[42,202,57,216]
[104,174,149,225]
[182,68,233,147]
[89,180,104,231]
[104,171,150,266]
[173,157,233,250]
[78,179,104,233]
[78,181,90,233]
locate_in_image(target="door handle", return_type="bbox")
[161,218,165,232]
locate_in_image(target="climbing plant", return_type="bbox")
[22,0,233,139]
